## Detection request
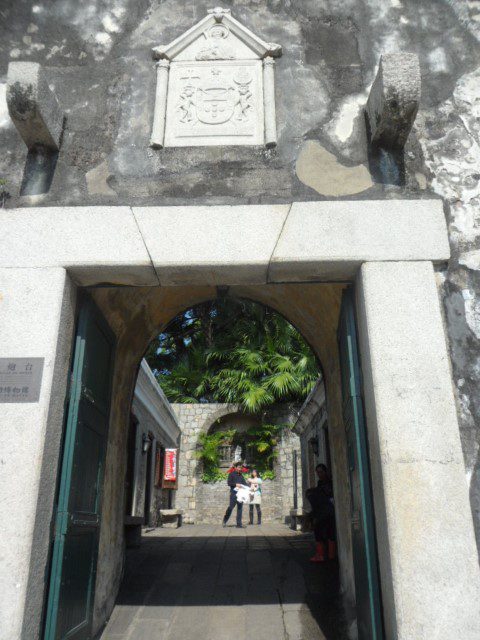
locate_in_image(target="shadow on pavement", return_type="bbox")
[101,526,353,640]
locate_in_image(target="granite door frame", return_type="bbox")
[1,200,479,639]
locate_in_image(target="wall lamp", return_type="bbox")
[142,433,151,454]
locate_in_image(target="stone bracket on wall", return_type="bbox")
[150,7,282,149]
[7,62,64,151]
[6,62,65,195]
[365,53,421,150]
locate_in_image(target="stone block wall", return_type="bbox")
[270,404,303,519]
[195,479,282,524]
[171,403,301,524]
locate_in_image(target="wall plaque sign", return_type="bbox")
[150,7,282,149]
[163,448,178,482]
[0,357,44,403]
[162,448,178,489]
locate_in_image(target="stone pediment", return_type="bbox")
[149,8,282,149]
[151,7,282,62]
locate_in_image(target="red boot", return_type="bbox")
[310,542,325,562]
[328,540,336,560]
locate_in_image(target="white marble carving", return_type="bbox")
[150,8,282,149]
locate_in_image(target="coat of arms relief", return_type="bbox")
[150,8,282,148]
[177,67,252,126]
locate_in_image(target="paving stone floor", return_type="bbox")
[99,523,350,640]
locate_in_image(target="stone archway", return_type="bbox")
[87,282,353,629]
[3,201,479,640]
[173,403,244,524]
[85,271,480,639]
[173,402,302,525]
[200,404,245,433]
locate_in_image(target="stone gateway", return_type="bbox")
[0,2,480,640]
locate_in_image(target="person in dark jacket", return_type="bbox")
[306,463,336,562]
[222,461,248,528]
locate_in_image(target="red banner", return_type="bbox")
[163,448,177,482]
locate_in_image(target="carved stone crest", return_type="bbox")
[150,8,282,148]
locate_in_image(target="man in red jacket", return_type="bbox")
[222,461,248,528]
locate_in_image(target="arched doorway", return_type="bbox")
[143,297,323,527]
[43,281,383,640]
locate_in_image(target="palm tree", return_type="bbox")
[146,298,320,411]
[155,346,213,403]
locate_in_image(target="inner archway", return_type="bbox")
[142,296,324,527]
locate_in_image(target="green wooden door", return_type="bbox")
[44,297,115,640]
[338,287,384,640]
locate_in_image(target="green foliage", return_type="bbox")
[246,423,285,470]
[195,422,287,483]
[146,299,318,484]
[195,429,236,477]
[201,464,276,484]
[260,469,276,481]
[200,469,229,483]
[146,298,320,412]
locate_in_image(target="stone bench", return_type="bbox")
[159,509,183,528]
[290,508,309,531]
[124,515,144,548]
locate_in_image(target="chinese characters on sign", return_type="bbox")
[163,448,178,482]
[0,358,45,403]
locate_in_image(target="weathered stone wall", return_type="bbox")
[269,404,303,520]
[2,6,480,546]
[299,409,328,509]
[171,402,301,524]
[172,403,233,522]
[0,0,475,205]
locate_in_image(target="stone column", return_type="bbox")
[263,56,277,148]
[356,261,480,639]
[0,268,76,640]
[150,59,170,149]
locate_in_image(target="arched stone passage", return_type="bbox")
[90,282,352,632]
[199,405,244,434]
[172,403,301,525]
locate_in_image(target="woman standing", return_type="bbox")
[247,469,262,525]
